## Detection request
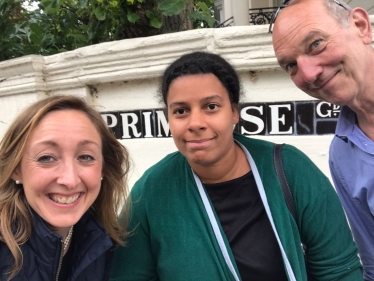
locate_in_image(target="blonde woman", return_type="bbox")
[0,95,130,281]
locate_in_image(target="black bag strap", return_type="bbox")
[273,144,310,278]
[273,144,297,221]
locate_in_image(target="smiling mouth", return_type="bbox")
[312,71,339,90]
[49,193,81,204]
[186,137,214,143]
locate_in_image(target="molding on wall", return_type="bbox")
[1,15,374,96]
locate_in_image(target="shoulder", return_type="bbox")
[234,133,274,152]
[140,151,185,179]
[0,241,12,273]
[130,151,189,198]
[234,133,314,172]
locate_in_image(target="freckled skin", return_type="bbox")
[13,110,103,237]
[272,0,374,113]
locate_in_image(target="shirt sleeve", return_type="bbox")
[329,155,374,281]
[282,145,363,281]
[110,189,159,281]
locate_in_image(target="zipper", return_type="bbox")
[55,243,64,281]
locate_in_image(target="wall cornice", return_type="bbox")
[1,15,374,96]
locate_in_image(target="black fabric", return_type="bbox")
[274,143,297,220]
[274,143,310,279]
[204,171,288,281]
[58,234,75,281]
[0,210,114,281]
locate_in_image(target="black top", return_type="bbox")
[204,171,288,281]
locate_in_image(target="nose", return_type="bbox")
[56,161,81,189]
[297,56,323,84]
[187,109,206,132]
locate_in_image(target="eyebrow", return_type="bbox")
[33,139,101,148]
[277,31,327,67]
[168,95,224,108]
[300,31,326,47]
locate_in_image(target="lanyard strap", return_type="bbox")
[192,142,296,281]
[193,171,241,281]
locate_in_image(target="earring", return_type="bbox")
[15,180,20,185]
[101,177,103,181]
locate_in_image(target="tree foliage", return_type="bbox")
[0,0,215,61]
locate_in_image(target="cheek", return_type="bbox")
[291,75,308,92]
[169,121,182,136]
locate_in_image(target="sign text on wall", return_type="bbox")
[101,101,340,139]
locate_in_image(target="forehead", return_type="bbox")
[272,1,343,57]
[168,74,230,101]
[30,109,100,140]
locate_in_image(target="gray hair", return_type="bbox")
[288,0,352,28]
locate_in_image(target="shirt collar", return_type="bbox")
[335,106,374,154]
[335,106,356,137]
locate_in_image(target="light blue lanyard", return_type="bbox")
[192,142,296,281]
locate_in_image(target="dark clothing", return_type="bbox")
[0,210,115,281]
[204,171,288,281]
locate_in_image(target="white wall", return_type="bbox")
[1,17,374,187]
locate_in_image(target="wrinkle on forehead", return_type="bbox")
[272,1,341,61]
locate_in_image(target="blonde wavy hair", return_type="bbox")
[0,95,130,280]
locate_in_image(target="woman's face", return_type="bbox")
[167,74,239,169]
[13,109,103,235]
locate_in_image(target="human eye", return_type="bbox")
[37,155,55,163]
[311,40,320,48]
[173,108,187,115]
[309,39,323,52]
[285,62,297,74]
[78,154,95,162]
[206,103,219,111]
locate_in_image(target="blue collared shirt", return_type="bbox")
[329,106,374,281]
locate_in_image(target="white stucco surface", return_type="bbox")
[1,17,373,186]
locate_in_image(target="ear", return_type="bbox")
[232,104,240,124]
[350,8,372,45]
[11,169,22,183]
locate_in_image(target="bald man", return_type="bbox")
[272,0,374,279]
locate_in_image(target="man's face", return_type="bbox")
[272,0,371,107]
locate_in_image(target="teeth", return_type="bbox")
[50,194,80,204]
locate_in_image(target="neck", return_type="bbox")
[191,142,250,184]
[349,95,374,141]
[356,113,374,141]
[52,226,73,239]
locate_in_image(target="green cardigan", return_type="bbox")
[111,134,362,281]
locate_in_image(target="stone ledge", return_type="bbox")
[1,16,373,96]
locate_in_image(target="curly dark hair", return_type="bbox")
[159,51,242,107]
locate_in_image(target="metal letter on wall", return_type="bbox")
[102,101,340,139]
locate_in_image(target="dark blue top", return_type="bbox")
[0,209,115,281]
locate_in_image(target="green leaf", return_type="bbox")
[50,0,61,9]
[150,17,162,28]
[158,0,185,16]
[127,12,139,23]
[77,0,88,9]
[70,33,89,42]
[145,10,162,28]
[190,2,215,28]
[145,10,155,19]
[94,7,106,21]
